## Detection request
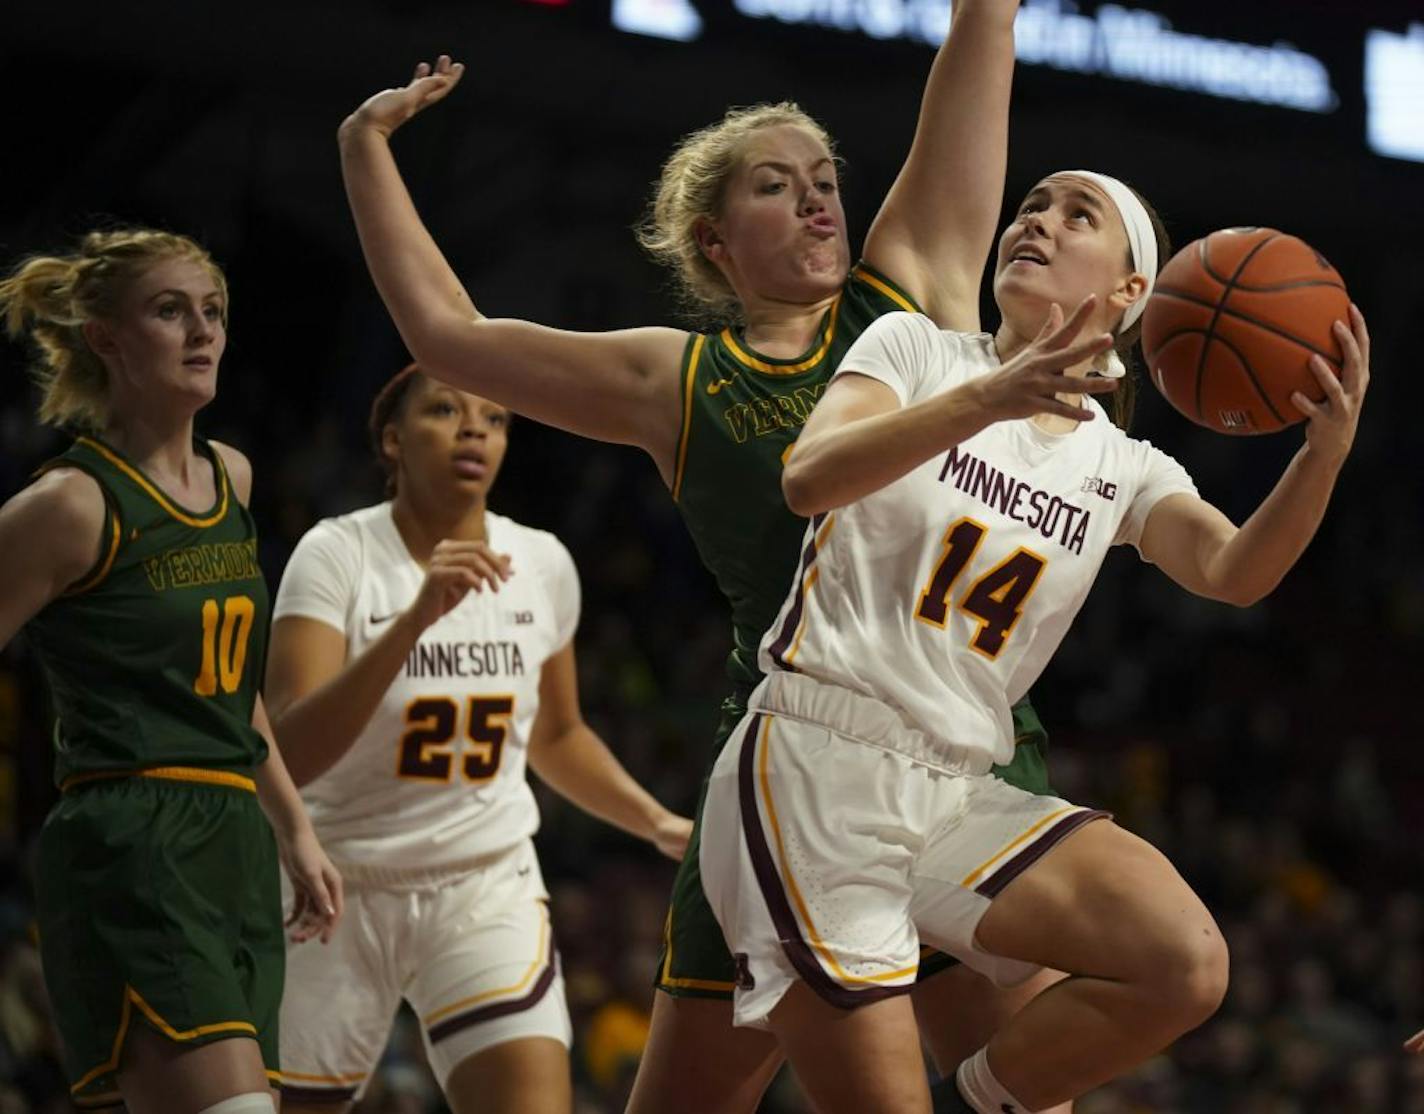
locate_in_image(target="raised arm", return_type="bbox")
[1140,310,1369,606]
[337,58,686,475]
[863,0,1020,331]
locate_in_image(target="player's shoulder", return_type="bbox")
[6,466,106,536]
[1081,404,1189,479]
[895,314,999,380]
[936,325,997,364]
[0,467,108,582]
[488,512,569,554]
[849,309,936,354]
[208,439,252,505]
[1119,425,1190,474]
[863,309,986,352]
[845,261,924,316]
[869,308,932,333]
[1085,401,1148,450]
[488,512,575,572]
[293,501,390,558]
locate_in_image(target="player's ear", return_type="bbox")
[380,422,400,469]
[695,217,726,263]
[1111,271,1148,321]
[82,319,119,359]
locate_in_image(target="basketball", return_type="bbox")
[1141,228,1350,435]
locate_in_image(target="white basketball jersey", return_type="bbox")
[760,312,1197,771]
[273,504,579,869]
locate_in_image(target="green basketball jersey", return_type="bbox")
[25,436,270,788]
[671,262,921,696]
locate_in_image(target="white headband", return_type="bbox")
[1058,171,1158,379]
[1060,170,1157,329]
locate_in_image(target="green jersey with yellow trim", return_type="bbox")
[671,262,920,696]
[25,436,270,787]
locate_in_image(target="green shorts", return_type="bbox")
[655,696,1052,999]
[35,770,284,1107]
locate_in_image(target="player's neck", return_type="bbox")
[992,319,1036,366]
[992,321,1091,435]
[736,291,839,359]
[390,492,488,564]
[101,414,202,486]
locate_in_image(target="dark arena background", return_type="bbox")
[3,1,1424,1110]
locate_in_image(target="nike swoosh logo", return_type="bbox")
[369,612,399,625]
[706,374,740,395]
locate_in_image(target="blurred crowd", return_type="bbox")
[0,282,1420,1113]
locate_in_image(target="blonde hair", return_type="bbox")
[0,228,228,431]
[637,102,836,326]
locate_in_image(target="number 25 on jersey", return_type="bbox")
[915,518,1047,659]
[398,696,516,783]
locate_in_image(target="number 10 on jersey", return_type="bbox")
[398,695,516,783]
[193,596,255,696]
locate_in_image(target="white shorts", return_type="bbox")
[701,676,1108,1029]
[279,839,571,1103]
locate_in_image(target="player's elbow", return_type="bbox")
[782,468,820,518]
[1230,582,1276,608]
[1211,559,1277,608]
[1218,588,1260,609]
[524,735,561,784]
[265,707,318,787]
[404,317,480,382]
[286,764,317,790]
[282,742,334,790]
[1208,577,1272,609]
[782,450,832,517]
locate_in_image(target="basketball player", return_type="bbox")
[335,6,1076,1108]
[265,366,692,1113]
[0,229,342,1114]
[699,170,1371,1113]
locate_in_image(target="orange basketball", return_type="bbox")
[1141,228,1349,435]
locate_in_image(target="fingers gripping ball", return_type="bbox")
[1142,228,1350,435]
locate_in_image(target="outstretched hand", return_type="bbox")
[1292,304,1369,466]
[970,296,1117,424]
[341,55,466,140]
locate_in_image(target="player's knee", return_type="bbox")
[1150,918,1229,1031]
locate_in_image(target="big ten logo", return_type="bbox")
[1218,409,1253,430]
[1081,476,1118,501]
